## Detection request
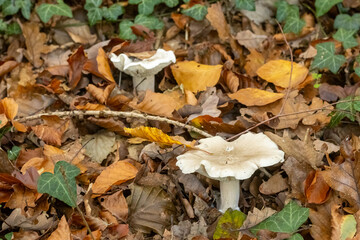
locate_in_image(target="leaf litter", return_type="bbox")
[0,1,360,239]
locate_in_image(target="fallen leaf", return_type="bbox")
[191,115,247,135]
[259,172,289,195]
[213,209,246,239]
[129,90,179,118]
[92,161,138,196]
[244,48,265,77]
[5,184,37,213]
[82,130,116,164]
[236,30,267,50]
[206,2,230,42]
[229,88,284,106]
[87,117,125,134]
[67,46,88,89]
[87,83,115,104]
[125,126,193,148]
[21,22,49,68]
[63,19,97,45]
[31,125,62,146]
[222,70,239,93]
[0,60,18,77]
[127,184,176,235]
[96,48,115,83]
[304,170,331,204]
[331,204,357,240]
[100,190,128,221]
[256,60,309,88]
[241,207,277,229]
[20,157,54,175]
[47,216,71,240]
[171,61,222,93]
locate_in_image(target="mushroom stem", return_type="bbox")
[132,75,155,92]
[219,179,240,212]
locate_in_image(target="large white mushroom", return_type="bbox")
[110,49,176,91]
[176,132,284,212]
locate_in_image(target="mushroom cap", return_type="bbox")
[176,132,284,180]
[110,49,176,78]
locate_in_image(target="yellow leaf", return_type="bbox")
[92,161,138,196]
[256,60,308,88]
[124,126,192,148]
[171,61,222,92]
[228,88,284,106]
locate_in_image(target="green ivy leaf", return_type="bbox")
[16,0,32,19]
[283,5,305,34]
[84,0,102,9]
[182,4,207,21]
[213,209,247,239]
[87,7,102,25]
[162,0,179,8]
[315,0,342,17]
[290,233,304,240]
[129,0,161,15]
[5,22,22,35]
[102,4,123,21]
[334,14,360,31]
[311,42,346,73]
[36,0,73,23]
[329,96,360,127]
[275,0,289,22]
[2,0,20,17]
[235,0,255,11]
[119,20,137,40]
[355,67,360,77]
[8,146,21,161]
[135,14,164,29]
[333,28,358,49]
[4,232,13,240]
[0,0,5,6]
[0,19,6,32]
[37,161,80,207]
[251,201,309,235]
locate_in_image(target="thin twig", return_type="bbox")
[16,110,213,138]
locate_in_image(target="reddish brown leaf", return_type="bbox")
[87,83,115,104]
[88,117,125,134]
[31,125,62,146]
[67,46,88,89]
[100,190,128,221]
[96,48,115,83]
[304,170,331,204]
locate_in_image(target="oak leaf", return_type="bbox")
[171,61,222,93]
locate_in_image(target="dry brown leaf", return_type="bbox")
[88,117,125,134]
[259,172,289,195]
[100,190,128,221]
[244,49,265,77]
[257,60,309,88]
[47,216,71,240]
[222,70,239,93]
[67,46,88,89]
[241,207,276,229]
[21,22,48,68]
[236,30,267,50]
[21,157,54,175]
[96,48,115,83]
[206,2,230,42]
[304,170,331,204]
[302,97,333,126]
[129,90,179,118]
[171,61,222,93]
[5,184,37,212]
[229,88,284,106]
[87,83,115,104]
[31,125,62,146]
[0,60,18,77]
[63,19,97,45]
[124,126,193,147]
[92,161,138,196]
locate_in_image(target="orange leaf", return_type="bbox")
[305,170,331,204]
[21,157,54,175]
[171,61,222,92]
[48,216,71,240]
[96,48,115,83]
[68,46,88,89]
[0,114,8,128]
[256,60,309,88]
[244,49,265,77]
[1,97,18,120]
[228,88,284,106]
[87,83,115,104]
[124,126,192,147]
[31,125,62,146]
[92,161,138,196]
[12,120,27,132]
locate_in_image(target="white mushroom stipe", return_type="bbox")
[110,49,176,91]
[176,132,284,212]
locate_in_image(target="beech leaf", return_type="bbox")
[213,209,247,239]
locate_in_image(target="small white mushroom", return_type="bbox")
[110,49,176,91]
[176,132,284,212]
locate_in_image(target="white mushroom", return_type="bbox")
[110,49,176,91]
[176,132,284,212]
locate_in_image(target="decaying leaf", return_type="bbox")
[127,184,177,235]
[47,216,71,240]
[82,130,116,164]
[67,46,88,89]
[229,88,284,106]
